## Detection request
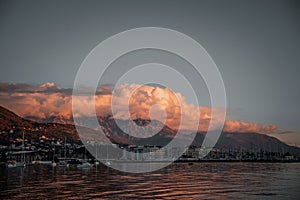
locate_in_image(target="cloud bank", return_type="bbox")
[0,82,277,133]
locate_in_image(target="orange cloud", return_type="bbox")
[0,82,72,119]
[0,82,277,134]
[224,120,277,133]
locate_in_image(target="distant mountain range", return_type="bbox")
[97,116,300,155]
[0,106,299,155]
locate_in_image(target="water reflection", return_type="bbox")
[0,163,299,199]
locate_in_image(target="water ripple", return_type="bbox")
[0,163,299,199]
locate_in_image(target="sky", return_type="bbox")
[0,0,300,144]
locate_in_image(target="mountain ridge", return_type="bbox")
[0,106,299,156]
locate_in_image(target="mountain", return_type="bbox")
[0,106,103,144]
[0,106,299,155]
[193,131,299,154]
[98,116,300,155]
[98,116,176,146]
[0,106,34,130]
[26,114,74,125]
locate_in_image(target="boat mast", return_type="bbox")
[84,146,86,160]
[53,145,55,162]
[9,129,13,159]
[96,143,98,161]
[64,136,67,159]
[22,129,25,163]
[106,144,108,161]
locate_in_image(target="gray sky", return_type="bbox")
[0,0,300,133]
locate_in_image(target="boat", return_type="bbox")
[58,160,69,168]
[16,161,26,167]
[7,131,26,168]
[94,143,100,165]
[32,160,52,165]
[58,136,69,168]
[51,145,57,167]
[77,147,93,168]
[18,130,26,167]
[77,161,92,169]
[6,161,16,168]
[105,144,111,166]
[6,160,25,168]
[51,161,57,167]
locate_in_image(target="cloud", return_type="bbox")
[224,120,277,133]
[0,82,72,119]
[39,82,57,90]
[0,82,35,93]
[0,82,278,134]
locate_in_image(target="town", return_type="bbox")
[0,128,299,169]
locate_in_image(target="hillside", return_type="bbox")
[98,116,300,155]
[0,106,100,143]
[0,106,299,156]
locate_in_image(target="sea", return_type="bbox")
[0,162,299,199]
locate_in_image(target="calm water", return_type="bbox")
[0,162,299,199]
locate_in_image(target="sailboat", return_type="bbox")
[58,136,69,167]
[6,130,15,168]
[105,144,111,165]
[58,160,68,167]
[77,146,92,169]
[51,145,57,167]
[6,129,26,168]
[94,143,99,165]
[15,130,26,167]
[6,161,17,168]
[77,160,92,169]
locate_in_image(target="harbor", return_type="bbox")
[1,129,299,169]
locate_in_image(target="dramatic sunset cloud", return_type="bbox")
[0,82,277,134]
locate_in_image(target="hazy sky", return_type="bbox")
[0,0,300,133]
